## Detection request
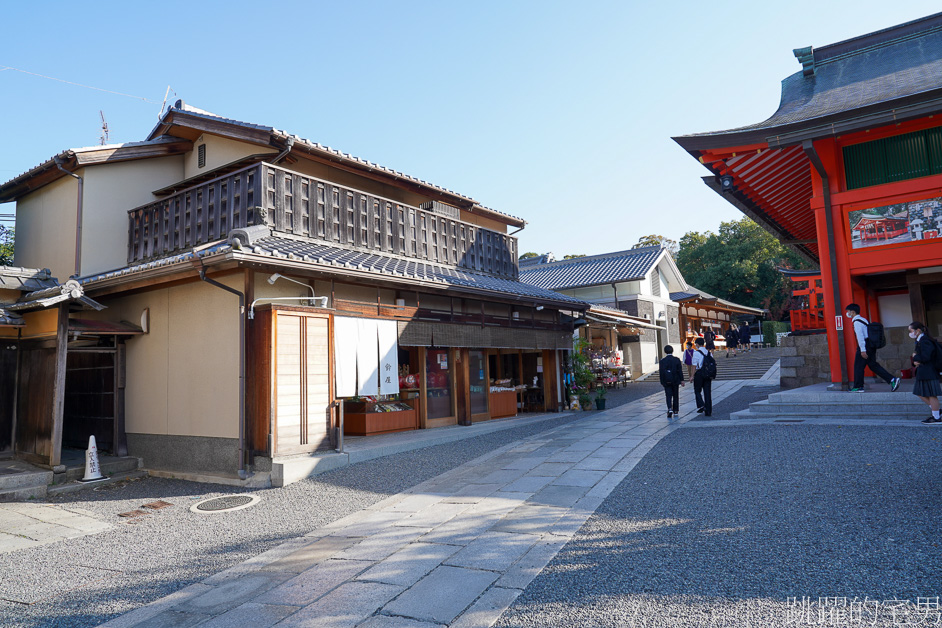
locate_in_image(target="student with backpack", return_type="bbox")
[658,345,685,418]
[908,321,942,425]
[690,337,715,416]
[846,303,900,393]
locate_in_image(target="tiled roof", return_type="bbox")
[675,12,942,149]
[245,236,586,306]
[519,246,663,290]
[0,306,24,327]
[670,285,766,315]
[519,253,555,268]
[0,266,58,292]
[79,236,587,308]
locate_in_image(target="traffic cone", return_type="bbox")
[79,435,105,482]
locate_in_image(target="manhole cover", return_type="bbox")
[190,494,260,514]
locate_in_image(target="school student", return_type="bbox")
[658,345,685,418]
[846,303,901,393]
[739,322,751,352]
[690,337,713,416]
[908,321,942,425]
[703,328,716,351]
[725,325,738,357]
[683,341,695,379]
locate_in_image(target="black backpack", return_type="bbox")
[701,351,717,379]
[855,318,886,350]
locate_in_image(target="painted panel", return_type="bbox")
[848,196,942,250]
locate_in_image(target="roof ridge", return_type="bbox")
[814,11,942,63]
[519,246,662,271]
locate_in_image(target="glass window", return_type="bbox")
[426,348,453,419]
[469,350,488,415]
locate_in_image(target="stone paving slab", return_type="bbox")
[101,380,751,628]
[0,503,111,554]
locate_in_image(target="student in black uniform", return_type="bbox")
[908,321,942,425]
[658,345,685,418]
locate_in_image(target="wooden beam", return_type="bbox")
[49,303,69,468]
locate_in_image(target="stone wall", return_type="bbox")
[780,333,830,389]
[667,305,680,345]
[780,326,911,389]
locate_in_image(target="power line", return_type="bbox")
[0,65,160,104]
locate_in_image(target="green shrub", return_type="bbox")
[762,320,791,346]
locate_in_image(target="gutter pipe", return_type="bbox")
[54,157,84,276]
[197,267,249,480]
[802,140,849,390]
[272,137,295,164]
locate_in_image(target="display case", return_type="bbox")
[343,398,418,436]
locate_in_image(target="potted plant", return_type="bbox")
[577,388,592,411]
[571,338,595,411]
[594,385,607,410]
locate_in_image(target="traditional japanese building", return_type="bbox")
[674,12,942,388]
[0,102,586,486]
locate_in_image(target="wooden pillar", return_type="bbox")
[49,302,69,468]
[456,347,471,425]
[114,340,128,456]
[418,347,428,429]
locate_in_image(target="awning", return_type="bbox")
[69,319,144,336]
[585,309,665,330]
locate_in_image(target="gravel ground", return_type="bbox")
[0,386,660,628]
[495,424,942,627]
[690,384,780,421]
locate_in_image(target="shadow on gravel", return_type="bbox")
[496,425,942,627]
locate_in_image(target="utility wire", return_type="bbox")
[0,65,160,104]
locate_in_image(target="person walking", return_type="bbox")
[682,341,695,380]
[659,345,685,418]
[846,303,901,393]
[690,337,713,416]
[725,325,739,357]
[703,328,716,352]
[739,322,751,352]
[908,321,942,425]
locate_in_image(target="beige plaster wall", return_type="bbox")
[14,175,79,279]
[82,156,184,276]
[89,275,241,439]
[185,134,277,179]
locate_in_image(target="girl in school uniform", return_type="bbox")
[683,341,696,380]
[909,321,942,425]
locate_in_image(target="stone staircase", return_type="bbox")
[713,348,781,380]
[730,379,930,421]
[637,347,781,382]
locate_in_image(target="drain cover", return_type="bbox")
[190,494,260,514]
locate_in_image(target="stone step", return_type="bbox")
[0,468,53,492]
[743,399,928,418]
[59,456,142,484]
[0,484,48,502]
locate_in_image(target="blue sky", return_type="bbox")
[2,1,940,257]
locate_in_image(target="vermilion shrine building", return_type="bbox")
[675,13,942,388]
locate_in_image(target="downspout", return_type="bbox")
[198,267,248,480]
[802,140,849,389]
[272,137,295,165]
[54,157,84,276]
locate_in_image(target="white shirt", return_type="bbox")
[692,347,708,370]
[851,314,868,352]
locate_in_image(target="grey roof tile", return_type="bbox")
[519,246,663,290]
[676,13,942,145]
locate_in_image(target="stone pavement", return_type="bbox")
[99,378,752,628]
[0,503,111,554]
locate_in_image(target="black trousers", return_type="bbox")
[694,371,712,415]
[663,383,680,412]
[853,347,894,388]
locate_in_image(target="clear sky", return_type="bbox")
[2,1,940,258]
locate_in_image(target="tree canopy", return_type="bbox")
[518,252,539,260]
[674,217,812,320]
[632,234,678,255]
[0,226,12,266]
[562,254,585,260]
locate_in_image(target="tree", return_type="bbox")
[675,217,813,320]
[633,234,678,255]
[519,252,539,260]
[0,226,12,266]
[562,254,585,260]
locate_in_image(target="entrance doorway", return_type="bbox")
[923,283,942,337]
